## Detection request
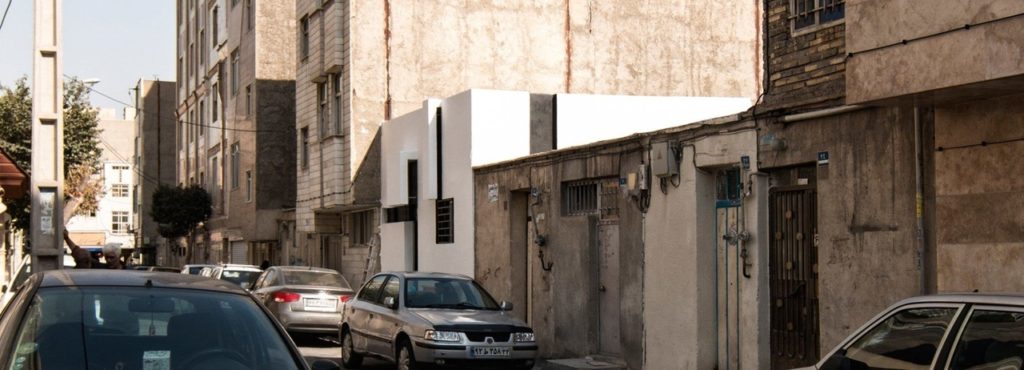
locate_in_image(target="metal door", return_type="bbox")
[230,241,247,264]
[769,187,819,370]
[598,221,621,355]
[717,205,740,370]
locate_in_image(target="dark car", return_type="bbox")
[0,269,340,370]
[798,294,1024,370]
[340,272,537,370]
[250,266,355,336]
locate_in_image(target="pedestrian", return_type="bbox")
[63,231,101,269]
[102,243,125,269]
[259,260,271,270]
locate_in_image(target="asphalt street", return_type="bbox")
[296,334,391,369]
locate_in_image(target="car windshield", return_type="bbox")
[282,270,351,289]
[404,278,500,310]
[220,269,260,289]
[186,266,206,274]
[7,286,303,370]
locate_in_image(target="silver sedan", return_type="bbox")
[251,266,355,336]
[340,271,537,370]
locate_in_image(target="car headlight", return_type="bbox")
[513,332,535,343]
[424,330,462,342]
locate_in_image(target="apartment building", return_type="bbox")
[66,109,136,260]
[295,0,762,284]
[176,0,296,267]
[132,80,177,266]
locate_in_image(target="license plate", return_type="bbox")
[472,347,511,357]
[303,298,337,312]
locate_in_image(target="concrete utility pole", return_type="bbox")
[30,0,64,271]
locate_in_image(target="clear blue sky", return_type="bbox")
[0,0,175,118]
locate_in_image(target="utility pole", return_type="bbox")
[30,0,64,271]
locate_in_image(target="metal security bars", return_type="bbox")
[792,0,845,31]
[435,198,454,244]
[562,178,619,219]
[769,187,819,370]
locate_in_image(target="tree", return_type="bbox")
[150,184,212,262]
[0,77,103,232]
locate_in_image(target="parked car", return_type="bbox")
[250,266,355,336]
[210,263,263,290]
[181,263,215,275]
[798,294,1024,370]
[199,266,215,277]
[0,269,340,370]
[340,272,537,370]
[145,266,181,273]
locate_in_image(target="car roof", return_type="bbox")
[38,270,248,294]
[895,293,1024,307]
[272,266,337,273]
[380,271,473,280]
[216,264,261,271]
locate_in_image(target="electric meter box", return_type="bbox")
[651,141,678,177]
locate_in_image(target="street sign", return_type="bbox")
[817,151,829,166]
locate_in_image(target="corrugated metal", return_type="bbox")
[230,241,247,264]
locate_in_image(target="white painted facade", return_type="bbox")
[381,89,752,277]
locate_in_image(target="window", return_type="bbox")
[211,7,218,44]
[111,211,130,234]
[378,277,399,305]
[199,30,206,68]
[562,181,598,216]
[211,156,219,190]
[300,17,309,60]
[300,127,309,169]
[230,143,240,189]
[949,309,1024,370]
[245,84,252,116]
[112,165,130,183]
[198,100,205,137]
[188,110,195,143]
[840,307,957,369]
[177,57,184,84]
[230,49,239,95]
[111,184,129,198]
[791,0,844,32]
[231,0,238,7]
[333,74,342,135]
[246,0,253,30]
[350,210,373,246]
[357,275,388,302]
[435,198,454,244]
[211,83,219,121]
[245,171,252,202]
[317,82,328,137]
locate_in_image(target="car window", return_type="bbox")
[283,270,351,289]
[252,271,269,289]
[357,275,388,302]
[7,286,303,370]
[949,309,1024,370]
[843,307,958,370]
[220,270,261,289]
[404,278,500,310]
[379,277,400,305]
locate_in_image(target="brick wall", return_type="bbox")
[763,0,846,111]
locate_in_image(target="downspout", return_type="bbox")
[914,105,926,295]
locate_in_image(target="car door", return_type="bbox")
[818,304,964,370]
[251,269,277,305]
[348,275,388,354]
[366,275,402,358]
[944,305,1024,370]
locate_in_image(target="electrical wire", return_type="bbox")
[0,0,12,34]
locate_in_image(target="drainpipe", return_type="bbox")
[781,105,867,123]
[913,105,927,295]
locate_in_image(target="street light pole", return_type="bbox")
[30,0,64,271]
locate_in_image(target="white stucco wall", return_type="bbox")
[555,94,752,149]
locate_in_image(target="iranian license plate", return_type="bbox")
[304,297,337,312]
[472,347,511,357]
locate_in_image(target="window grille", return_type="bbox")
[436,199,454,244]
[351,210,374,245]
[562,178,619,219]
[791,0,844,31]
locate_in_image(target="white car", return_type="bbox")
[210,263,263,290]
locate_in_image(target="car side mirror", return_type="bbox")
[500,301,514,311]
[310,359,341,370]
[383,296,398,309]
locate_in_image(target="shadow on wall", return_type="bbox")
[353,130,382,205]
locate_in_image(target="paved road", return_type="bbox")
[295,334,391,369]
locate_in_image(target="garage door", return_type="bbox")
[230,241,248,264]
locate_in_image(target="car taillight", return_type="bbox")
[273,291,301,303]
[339,295,352,303]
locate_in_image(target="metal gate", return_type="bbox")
[769,187,819,370]
[230,241,248,264]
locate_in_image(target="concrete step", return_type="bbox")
[541,355,628,370]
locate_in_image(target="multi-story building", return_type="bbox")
[132,79,177,266]
[176,0,296,267]
[66,109,136,260]
[295,0,762,285]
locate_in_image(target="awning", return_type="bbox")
[0,149,28,200]
[69,232,106,247]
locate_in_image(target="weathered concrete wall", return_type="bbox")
[758,107,921,352]
[763,0,846,111]
[934,93,1024,292]
[846,0,1024,103]
[135,80,178,258]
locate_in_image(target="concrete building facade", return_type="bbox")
[296,0,763,284]
[132,80,177,266]
[175,0,296,267]
[67,109,137,259]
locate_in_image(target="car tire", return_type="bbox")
[396,339,420,370]
[340,328,363,369]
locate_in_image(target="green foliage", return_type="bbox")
[0,77,103,232]
[150,184,212,240]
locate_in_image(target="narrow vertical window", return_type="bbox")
[245,171,252,202]
[231,143,240,189]
[317,82,327,137]
[300,127,309,169]
[246,85,252,116]
[231,49,239,94]
[333,74,342,135]
[300,17,309,60]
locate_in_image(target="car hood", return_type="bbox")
[411,309,530,329]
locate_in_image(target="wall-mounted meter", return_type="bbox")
[651,141,678,177]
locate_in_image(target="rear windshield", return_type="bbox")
[220,270,261,289]
[282,270,351,289]
[186,266,205,274]
[8,286,303,370]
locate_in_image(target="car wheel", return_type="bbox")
[397,339,420,370]
[340,328,363,369]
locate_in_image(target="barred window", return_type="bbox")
[562,178,619,219]
[791,0,844,31]
[111,184,129,198]
[435,199,454,244]
[351,210,374,246]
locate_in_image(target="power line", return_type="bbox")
[0,0,12,34]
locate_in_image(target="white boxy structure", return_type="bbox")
[381,89,750,276]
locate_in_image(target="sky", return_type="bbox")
[0,0,175,119]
